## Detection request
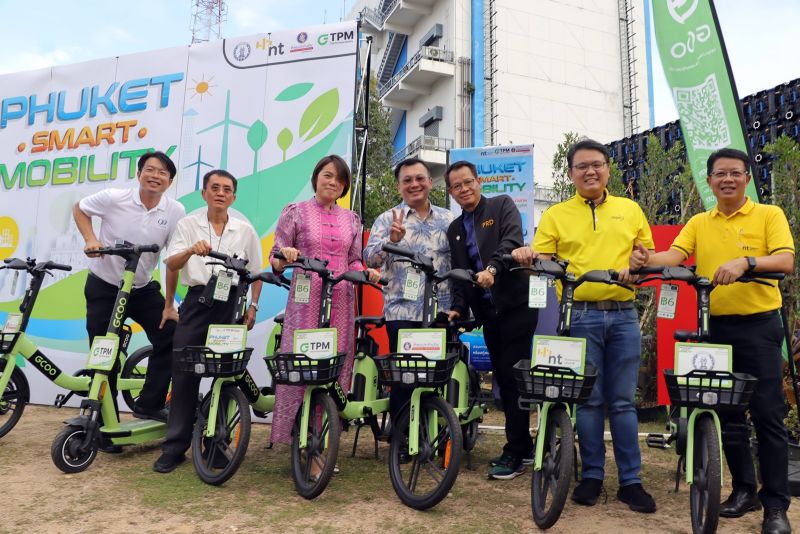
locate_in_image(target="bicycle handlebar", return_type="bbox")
[381,243,434,273]
[2,258,72,273]
[93,242,160,257]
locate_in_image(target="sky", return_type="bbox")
[0,0,797,130]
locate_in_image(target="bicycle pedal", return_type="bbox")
[54,393,69,408]
[645,433,670,449]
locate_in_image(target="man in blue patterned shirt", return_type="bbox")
[364,157,454,418]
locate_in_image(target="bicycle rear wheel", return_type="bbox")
[290,390,341,499]
[0,362,28,438]
[531,406,573,529]
[388,395,463,510]
[192,384,251,486]
[690,415,721,534]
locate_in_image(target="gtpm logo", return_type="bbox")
[317,30,354,45]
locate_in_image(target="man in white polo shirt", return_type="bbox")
[154,169,262,473]
[74,151,185,430]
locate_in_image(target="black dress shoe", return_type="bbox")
[762,508,791,534]
[720,489,761,518]
[132,404,169,423]
[153,452,185,473]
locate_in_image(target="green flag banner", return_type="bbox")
[652,0,759,208]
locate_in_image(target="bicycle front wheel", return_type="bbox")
[191,384,251,486]
[0,362,28,438]
[120,346,153,411]
[531,406,573,529]
[690,415,721,534]
[388,395,463,510]
[290,390,341,499]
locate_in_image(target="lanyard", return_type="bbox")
[207,217,227,275]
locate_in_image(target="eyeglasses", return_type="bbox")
[399,175,430,186]
[710,170,748,180]
[142,166,170,178]
[448,177,477,193]
[572,161,608,172]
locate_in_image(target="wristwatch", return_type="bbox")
[486,265,498,277]
[249,302,259,311]
[745,256,756,272]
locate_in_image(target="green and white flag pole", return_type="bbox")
[652,0,760,208]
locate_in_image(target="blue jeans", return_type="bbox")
[571,308,642,486]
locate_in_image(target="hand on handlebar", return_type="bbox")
[190,240,212,257]
[510,246,537,267]
[446,310,460,322]
[278,247,300,264]
[713,257,748,286]
[617,267,639,285]
[475,270,495,289]
[365,268,382,284]
[83,238,103,258]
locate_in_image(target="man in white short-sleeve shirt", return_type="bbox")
[73,151,185,430]
[154,169,262,473]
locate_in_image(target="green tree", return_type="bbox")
[764,134,800,329]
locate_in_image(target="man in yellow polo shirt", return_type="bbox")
[512,138,656,513]
[630,148,793,534]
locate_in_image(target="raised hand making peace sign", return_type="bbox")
[389,208,406,243]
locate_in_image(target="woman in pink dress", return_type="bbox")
[269,155,379,446]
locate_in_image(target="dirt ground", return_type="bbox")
[0,405,797,534]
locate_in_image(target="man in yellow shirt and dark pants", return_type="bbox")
[513,139,656,513]
[631,148,794,534]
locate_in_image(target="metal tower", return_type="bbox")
[191,0,227,44]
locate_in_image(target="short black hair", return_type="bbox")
[706,148,751,176]
[202,169,238,193]
[444,160,478,188]
[566,139,610,169]
[137,151,177,180]
[393,157,431,181]
[311,154,351,198]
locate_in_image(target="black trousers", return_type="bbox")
[710,311,790,511]
[84,273,174,411]
[480,302,538,459]
[386,320,422,421]
[162,286,238,456]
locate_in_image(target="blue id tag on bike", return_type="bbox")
[86,336,120,371]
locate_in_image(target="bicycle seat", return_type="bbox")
[274,313,285,325]
[673,330,698,342]
[355,315,385,328]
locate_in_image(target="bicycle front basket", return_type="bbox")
[174,346,253,377]
[513,359,597,406]
[374,352,458,388]
[264,352,346,385]
[663,369,756,409]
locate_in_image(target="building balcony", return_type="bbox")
[381,0,436,34]
[378,46,455,109]
[392,135,454,178]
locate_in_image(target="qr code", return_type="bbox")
[673,74,731,150]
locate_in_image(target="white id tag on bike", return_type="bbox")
[528,276,548,308]
[11,271,18,294]
[657,284,678,319]
[403,270,422,300]
[294,273,312,303]
[213,271,232,302]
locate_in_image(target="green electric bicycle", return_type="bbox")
[635,265,781,534]
[376,242,486,510]
[50,242,169,473]
[265,252,388,500]
[505,255,632,529]
[0,256,153,440]
[174,250,289,485]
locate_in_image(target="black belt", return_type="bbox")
[711,309,779,321]
[573,300,634,311]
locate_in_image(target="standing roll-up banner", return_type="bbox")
[651,0,759,208]
[0,21,358,405]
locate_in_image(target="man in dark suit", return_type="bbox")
[445,160,538,480]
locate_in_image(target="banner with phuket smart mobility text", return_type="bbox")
[652,0,758,208]
[0,22,358,404]
[448,144,534,240]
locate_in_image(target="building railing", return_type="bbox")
[391,135,454,165]
[378,46,455,98]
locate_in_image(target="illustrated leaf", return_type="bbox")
[277,128,293,161]
[247,120,268,151]
[275,82,314,101]
[299,89,339,142]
